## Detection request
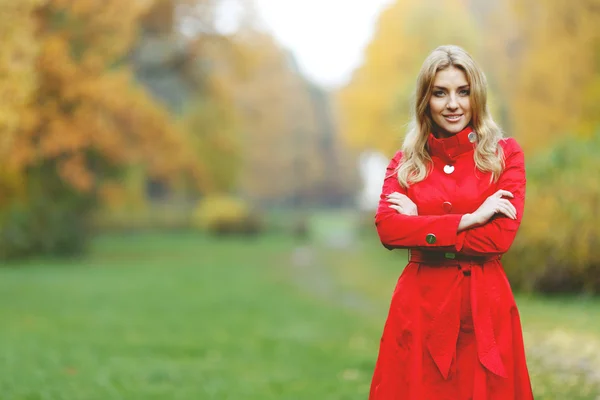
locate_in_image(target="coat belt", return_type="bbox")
[409,250,507,380]
[409,249,500,264]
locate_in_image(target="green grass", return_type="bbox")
[0,234,378,399]
[0,229,599,399]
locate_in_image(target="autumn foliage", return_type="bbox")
[0,0,354,258]
[337,0,600,293]
[3,0,597,294]
[0,0,207,258]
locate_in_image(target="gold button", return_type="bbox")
[426,233,436,244]
[468,131,478,143]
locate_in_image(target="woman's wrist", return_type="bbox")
[458,213,481,232]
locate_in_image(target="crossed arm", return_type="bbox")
[375,141,526,255]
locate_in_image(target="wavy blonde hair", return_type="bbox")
[396,45,505,188]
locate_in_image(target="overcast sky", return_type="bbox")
[253,0,395,89]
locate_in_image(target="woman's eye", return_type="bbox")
[433,91,444,97]
[460,89,470,96]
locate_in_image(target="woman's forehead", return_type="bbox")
[433,67,468,87]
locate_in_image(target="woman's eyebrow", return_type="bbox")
[432,85,470,90]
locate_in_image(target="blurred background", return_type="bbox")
[0,0,599,398]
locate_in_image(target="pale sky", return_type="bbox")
[253,0,395,89]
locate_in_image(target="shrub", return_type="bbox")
[503,132,600,294]
[0,185,92,261]
[193,195,263,236]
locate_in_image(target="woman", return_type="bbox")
[369,45,534,400]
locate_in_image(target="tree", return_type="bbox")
[336,0,480,156]
[0,0,201,258]
[0,0,40,211]
[132,0,259,195]
[498,0,600,150]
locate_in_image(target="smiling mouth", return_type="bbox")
[444,114,463,122]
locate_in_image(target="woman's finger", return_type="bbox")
[495,204,510,219]
[496,189,514,198]
[387,198,403,206]
[387,196,411,205]
[492,200,510,217]
[390,195,415,207]
[508,202,517,218]
[387,192,407,200]
[389,204,403,213]
[497,203,516,219]
[499,199,517,218]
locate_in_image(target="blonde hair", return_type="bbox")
[396,45,504,188]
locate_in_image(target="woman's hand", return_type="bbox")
[386,189,515,231]
[386,192,418,216]
[473,189,517,224]
[458,190,516,232]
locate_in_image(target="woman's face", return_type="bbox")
[428,66,472,138]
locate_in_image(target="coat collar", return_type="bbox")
[427,125,477,163]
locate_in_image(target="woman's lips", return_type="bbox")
[444,114,463,122]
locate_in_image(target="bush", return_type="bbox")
[91,201,196,233]
[193,195,263,236]
[0,187,92,261]
[503,132,600,294]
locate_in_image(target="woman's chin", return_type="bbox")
[445,122,468,134]
[435,124,468,137]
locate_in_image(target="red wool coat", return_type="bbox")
[369,126,534,400]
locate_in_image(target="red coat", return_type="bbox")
[369,126,534,400]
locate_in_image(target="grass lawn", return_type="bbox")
[0,228,599,399]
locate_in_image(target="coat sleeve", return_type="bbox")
[375,151,464,250]
[455,139,526,255]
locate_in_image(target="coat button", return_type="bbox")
[443,165,455,174]
[468,131,478,143]
[443,201,452,213]
[426,233,436,244]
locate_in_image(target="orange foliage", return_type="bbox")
[0,0,41,207]
[336,0,479,156]
[6,0,201,196]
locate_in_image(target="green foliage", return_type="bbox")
[0,165,93,261]
[503,132,600,293]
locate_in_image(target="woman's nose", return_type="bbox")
[446,95,459,110]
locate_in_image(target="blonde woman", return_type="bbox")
[369,45,533,399]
